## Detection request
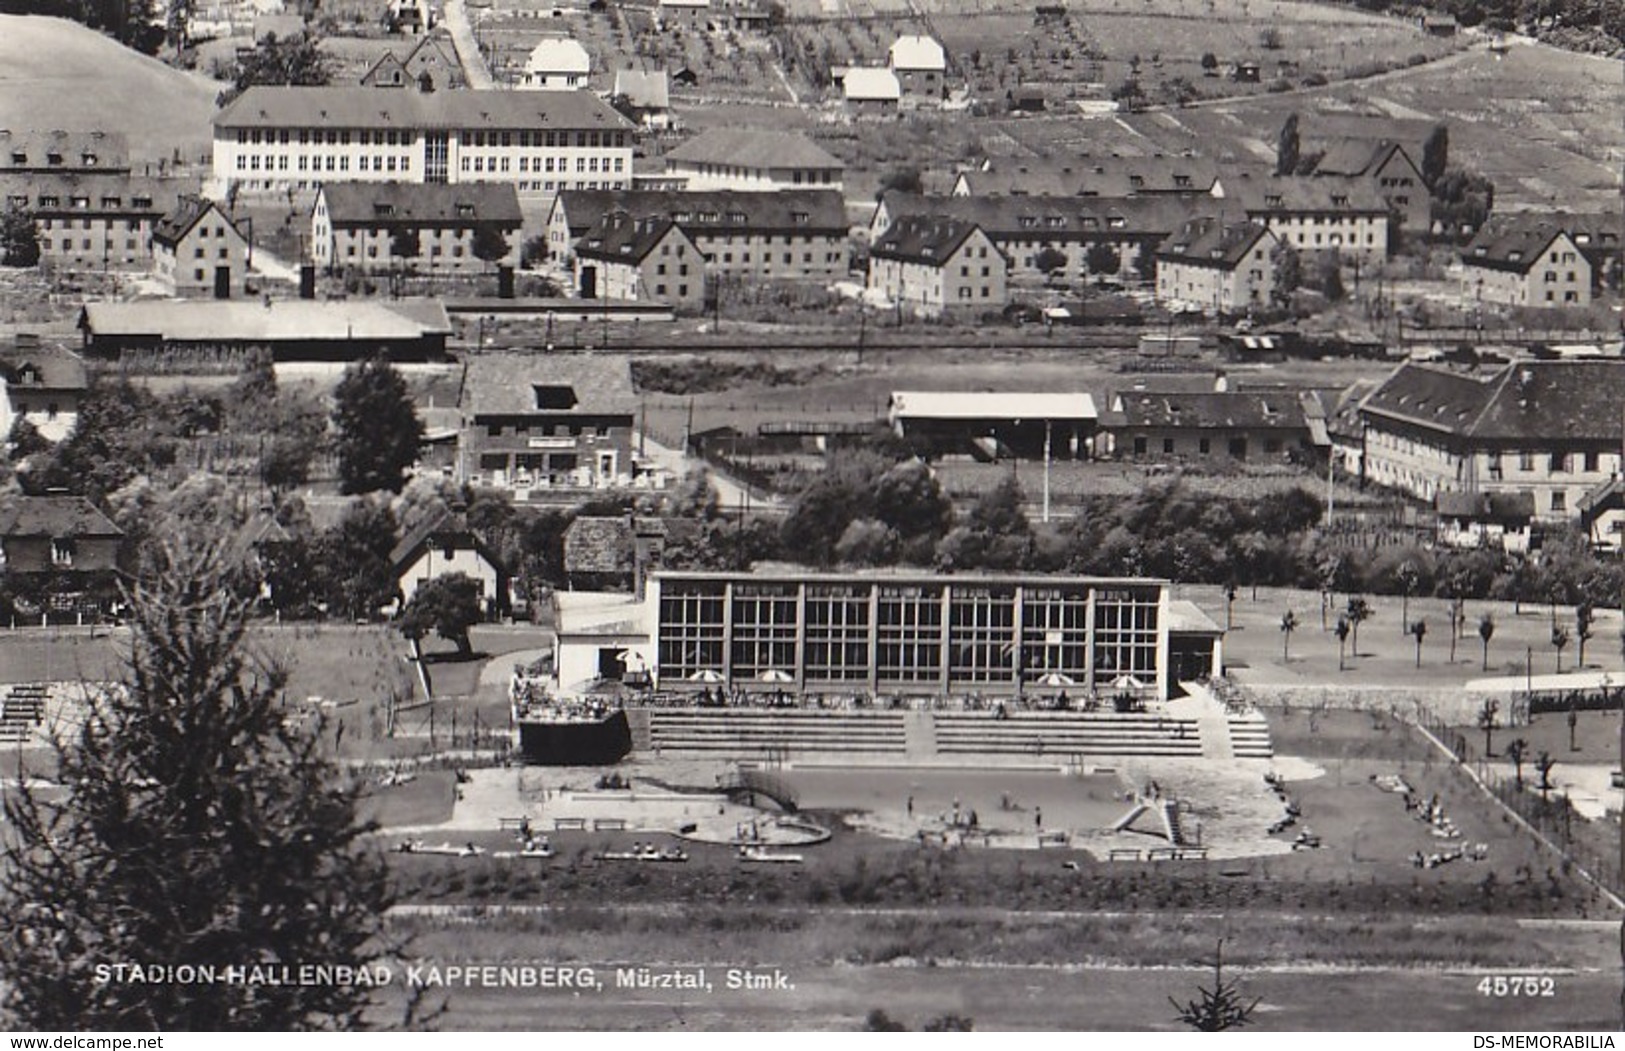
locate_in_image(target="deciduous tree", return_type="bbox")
[399,572,483,657]
[220,30,331,106]
[332,355,424,495]
[0,205,41,268]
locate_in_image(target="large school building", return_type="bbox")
[555,569,1220,701]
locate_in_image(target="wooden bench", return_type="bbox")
[1148,846,1208,861]
[1108,848,1144,862]
[593,818,627,831]
[552,817,587,831]
[1036,830,1071,848]
[498,817,532,832]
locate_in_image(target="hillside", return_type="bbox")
[0,15,223,166]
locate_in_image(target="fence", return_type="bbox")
[1412,707,1624,904]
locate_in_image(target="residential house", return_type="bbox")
[360,32,464,90]
[1009,86,1048,112]
[1307,139,1428,234]
[952,156,1227,199]
[563,516,635,591]
[1153,218,1276,315]
[458,353,639,501]
[1435,491,1534,553]
[0,130,128,174]
[657,0,710,27]
[572,211,706,311]
[391,503,508,615]
[312,182,522,274]
[1549,212,1621,289]
[0,495,124,618]
[841,67,901,115]
[0,340,87,444]
[888,390,1098,460]
[867,216,1006,318]
[1420,13,1457,35]
[661,128,843,191]
[0,173,171,273]
[1102,386,1317,462]
[888,34,947,101]
[1459,219,1592,309]
[1231,59,1261,82]
[521,37,591,89]
[874,192,1192,286]
[546,188,847,281]
[1227,173,1390,262]
[611,70,671,129]
[1358,360,1625,535]
[212,86,633,194]
[150,195,250,297]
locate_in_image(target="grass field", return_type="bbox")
[1197,583,1625,690]
[0,15,222,166]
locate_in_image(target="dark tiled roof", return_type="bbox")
[0,496,122,538]
[869,215,983,264]
[0,172,176,218]
[319,182,522,226]
[1225,172,1388,215]
[555,188,846,239]
[0,129,128,172]
[574,211,691,265]
[215,86,631,132]
[1310,139,1420,179]
[882,192,1192,240]
[564,516,635,574]
[1108,389,1308,431]
[961,155,1225,198]
[663,128,843,171]
[1435,490,1534,521]
[1460,219,1577,274]
[1363,361,1625,442]
[152,195,240,249]
[0,345,87,391]
[461,354,636,416]
[1155,217,1271,268]
[388,505,503,572]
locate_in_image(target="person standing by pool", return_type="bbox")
[1035,806,1043,829]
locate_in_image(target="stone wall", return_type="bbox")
[1238,683,1529,727]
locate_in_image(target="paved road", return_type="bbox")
[638,433,783,514]
[442,0,495,90]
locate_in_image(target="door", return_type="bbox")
[579,265,597,299]
[598,647,626,681]
[213,265,231,299]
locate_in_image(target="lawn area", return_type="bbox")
[0,622,549,762]
[360,770,459,828]
[1184,583,1625,690]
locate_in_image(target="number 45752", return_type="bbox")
[1478,976,1556,997]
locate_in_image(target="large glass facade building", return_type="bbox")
[650,571,1169,698]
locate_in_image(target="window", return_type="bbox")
[1552,491,1567,513]
[1162,438,1174,454]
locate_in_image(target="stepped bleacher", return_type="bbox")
[0,683,50,744]
[1226,712,1275,759]
[933,711,1203,758]
[646,709,908,757]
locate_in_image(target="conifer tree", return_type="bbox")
[0,536,414,1030]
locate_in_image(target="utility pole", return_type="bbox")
[1042,418,1052,523]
